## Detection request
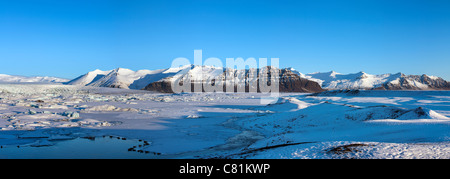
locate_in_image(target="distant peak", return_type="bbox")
[112,67,134,72]
[390,72,405,77]
[357,71,369,76]
[287,67,296,71]
[355,71,370,79]
[88,69,107,74]
[328,70,340,77]
[329,70,340,74]
[168,64,195,69]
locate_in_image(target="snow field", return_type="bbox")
[1,84,450,158]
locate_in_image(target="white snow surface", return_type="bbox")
[1,84,450,159]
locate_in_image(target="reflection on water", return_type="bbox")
[0,136,159,159]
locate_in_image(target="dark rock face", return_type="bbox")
[376,74,450,90]
[144,80,174,93]
[143,67,325,93]
[278,68,324,93]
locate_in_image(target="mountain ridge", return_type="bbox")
[65,67,190,89]
[0,74,69,84]
[289,68,450,90]
[64,67,450,92]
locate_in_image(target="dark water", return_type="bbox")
[0,137,158,159]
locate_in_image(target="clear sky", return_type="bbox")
[0,0,449,80]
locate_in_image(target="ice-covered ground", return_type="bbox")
[0,84,449,159]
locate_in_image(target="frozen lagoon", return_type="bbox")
[0,84,449,159]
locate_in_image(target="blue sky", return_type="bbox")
[0,0,449,80]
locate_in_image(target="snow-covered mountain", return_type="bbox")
[290,69,450,90]
[0,74,69,83]
[65,67,190,89]
[378,74,450,90]
[64,69,113,86]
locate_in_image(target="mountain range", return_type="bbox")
[292,69,450,90]
[0,74,68,84]
[65,67,188,90]
[65,65,324,93]
[2,66,449,92]
[64,66,450,92]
